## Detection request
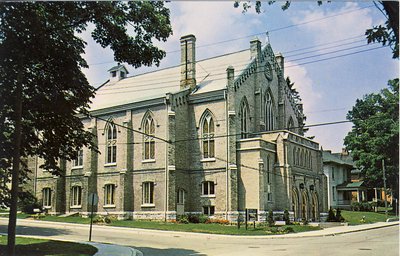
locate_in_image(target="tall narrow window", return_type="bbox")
[239,98,249,139]
[293,148,296,166]
[73,149,83,167]
[202,181,215,196]
[106,122,117,164]
[264,92,274,131]
[104,184,115,205]
[177,189,185,205]
[42,188,52,207]
[71,186,82,207]
[142,182,154,205]
[202,112,215,158]
[143,114,155,160]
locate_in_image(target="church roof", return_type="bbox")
[89,49,251,111]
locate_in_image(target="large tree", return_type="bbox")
[235,1,399,59]
[344,79,399,200]
[0,2,172,255]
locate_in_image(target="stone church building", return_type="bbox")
[27,34,328,221]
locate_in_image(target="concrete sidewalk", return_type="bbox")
[87,242,143,256]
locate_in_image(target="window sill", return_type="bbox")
[141,204,155,208]
[71,166,83,170]
[142,159,156,164]
[201,158,216,163]
[104,163,117,167]
[70,205,82,209]
[43,206,52,209]
[201,195,216,198]
[103,204,116,208]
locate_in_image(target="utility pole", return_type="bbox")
[382,160,388,219]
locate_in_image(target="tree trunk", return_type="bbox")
[7,65,23,256]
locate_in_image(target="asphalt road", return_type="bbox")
[0,218,398,256]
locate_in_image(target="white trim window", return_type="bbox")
[202,113,215,159]
[264,92,274,131]
[106,122,117,164]
[71,186,82,207]
[42,188,52,207]
[73,149,83,167]
[142,182,154,205]
[239,99,249,139]
[202,181,215,196]
[203,206,215,216]
[104,184,115,206]
[143,115,155,160]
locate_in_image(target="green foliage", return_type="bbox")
[267,209,274,227]
[327,207,336,222]
[283,209,290,225]
[177,215,189,224]
[351,201,373,212]
[17,191,41,214]
[335,208,345,222]
[0,2,172,206]
[344,79,399,200]
[198,214,209,224]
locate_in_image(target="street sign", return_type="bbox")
[88,193,98,206]
[88,193,98,242]
[247,209,258,221]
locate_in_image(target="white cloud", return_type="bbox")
[291,2,373,47]
[285,60,321,114]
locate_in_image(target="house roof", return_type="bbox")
[322,150,355,168]
[337,181,365,190]
[107,64,129,73]
[89,49,252,111]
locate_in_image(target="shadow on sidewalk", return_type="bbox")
[0,224,70,237]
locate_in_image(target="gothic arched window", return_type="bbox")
[239,98,249,139]
[106,121,117,163]
[143,113,155,160]
[264,92,274,131]
[202,112,215,159]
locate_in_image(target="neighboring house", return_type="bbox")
[323,150,366,210]
[26,34,328,221]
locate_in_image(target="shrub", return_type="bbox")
[18,191,41,214]
[283,226,294,233]
[327,207,336,222]
[188,214,199,223]
[267,210,274,227]
[206,218,230,225]
[198,215,209,224]
[283,209,290,225]
[335,208,345,222]
[177,215,189,224]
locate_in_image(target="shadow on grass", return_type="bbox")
[0,240,97,256]
[0,224,70,237]
[137,246,205,256]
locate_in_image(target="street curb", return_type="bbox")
[0,232,143,256]
[1,217,398,239]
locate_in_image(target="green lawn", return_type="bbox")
[23,215,319,235]
[341,210,395,225]
[0,236,97,256]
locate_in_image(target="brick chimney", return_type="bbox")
[180,34,196,90]
[250,37,261,60]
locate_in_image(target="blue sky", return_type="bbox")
[81,1,398,153]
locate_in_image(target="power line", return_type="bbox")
[285,45,388,68]
[93,45,387,96]
[86,5,374,67]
